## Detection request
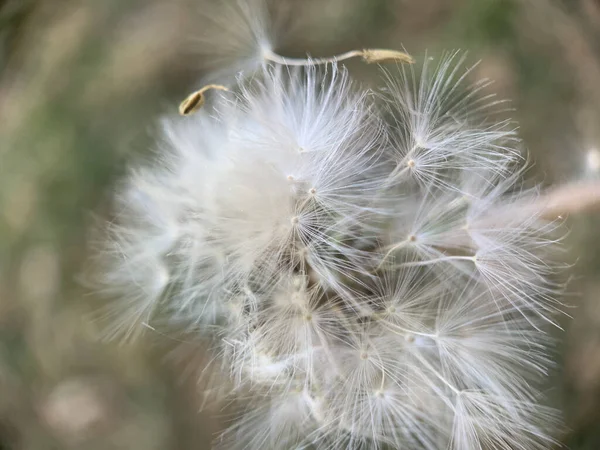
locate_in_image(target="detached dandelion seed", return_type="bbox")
[262,47,414,66]
[179,84,229,116]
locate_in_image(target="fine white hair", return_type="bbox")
[89,13,566,449]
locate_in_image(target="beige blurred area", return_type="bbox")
[1,0,600,448]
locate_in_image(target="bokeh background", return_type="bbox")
[1,0,600,448]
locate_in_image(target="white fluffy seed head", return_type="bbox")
[91,47,566,449]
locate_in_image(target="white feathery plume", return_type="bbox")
[193,0,278,83]
[216,385,324,450]
[204,64,386,294]
[89,7,568,447]
[92,62,386,337]
[383,162,565,324]
[381,51,519,191]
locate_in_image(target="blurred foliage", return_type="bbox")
[0,0,600,448]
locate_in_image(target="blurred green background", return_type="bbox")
[1,0,600,448]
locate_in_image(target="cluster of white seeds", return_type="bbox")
[91,2,565,449]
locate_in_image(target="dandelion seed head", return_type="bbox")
[91,40,566,449]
